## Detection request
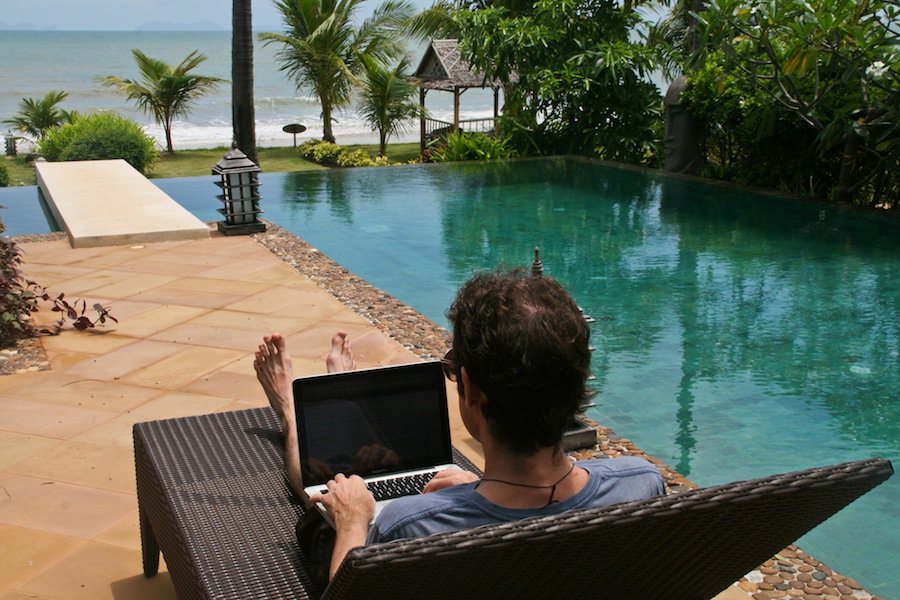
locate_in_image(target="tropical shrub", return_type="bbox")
[692,0,899,207]
[335,149,376,167]
[0,163,9,188]
[430,131,517,162]
[40,113,158,174]
[683,55,835,197]
[299,140,388,168]
[0,216,117,346]
[456,0,662,165]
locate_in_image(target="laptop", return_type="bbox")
[294,360,456,525]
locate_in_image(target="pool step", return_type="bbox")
[35,159,210,248]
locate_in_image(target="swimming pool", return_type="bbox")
[2,158,898,593]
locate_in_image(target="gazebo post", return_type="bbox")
[493,87,499,132]
[420,88,427,154]
[453,87,460,132]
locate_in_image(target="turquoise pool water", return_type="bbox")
[2,158,898,594]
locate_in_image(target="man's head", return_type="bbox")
[446,268,593,455]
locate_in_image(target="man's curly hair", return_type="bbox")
[447,268,594,455]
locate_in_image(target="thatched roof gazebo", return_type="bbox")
[413,39,505,152]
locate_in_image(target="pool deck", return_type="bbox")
[35,159,209,248]
[0,229,865,599]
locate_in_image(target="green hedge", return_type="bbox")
[0,162,9,187]
[40,112,158,174]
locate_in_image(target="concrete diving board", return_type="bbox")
[36,159,210,248]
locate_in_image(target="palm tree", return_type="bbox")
[233,0,258,164]
[3,91,76,142]
[261,0,413,143]
[100,49,225,153]
[359,56,422,156]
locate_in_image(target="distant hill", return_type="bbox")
[136,20,225,32]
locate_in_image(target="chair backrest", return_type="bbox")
[323,458,892,600]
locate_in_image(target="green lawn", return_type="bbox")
[1,142,423,187]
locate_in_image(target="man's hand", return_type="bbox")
[310,473,375,529]
[309,473,375,581]
[423,467,480,493]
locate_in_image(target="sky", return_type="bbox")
[0,0,434,31]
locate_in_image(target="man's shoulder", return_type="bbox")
[580,455,661,475]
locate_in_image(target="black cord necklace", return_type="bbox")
[477,461,577,507]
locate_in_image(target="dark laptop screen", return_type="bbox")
[294,361,452,487]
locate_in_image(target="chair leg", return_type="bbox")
[139,506,160,577]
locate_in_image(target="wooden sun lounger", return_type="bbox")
[133,407,892,600]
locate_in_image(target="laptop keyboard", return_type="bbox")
[367,472,436,501]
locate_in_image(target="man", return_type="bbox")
[254,269,664,581]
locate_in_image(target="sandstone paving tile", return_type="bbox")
[0,473,134,539]
[8,440,136,495]
[0,589,61,600]
[60,339,183,381]
[17,240,82,264]
[0,397,116,439]
[127,285,247,309]
[283,321,376,362]
[111,255,221,278]
[223,286,336,315]
[11,373,161,413]
[93,510,141,550]
[48,351,96,372]
[341,329,419,366]
[111,391,233,424]
[104,304,209,339]
[35,270,135,297]
[15,541,177,600]
[18,263,94,286]
[0,524,82,594]
[39,332,135,357]
[188,308,311,335]
[181,370,265,403]
[85,273,179,300]
[0,371,44,395]
[119,346,244,389]
[272,301,360,335]
[163,275,271,296]
[148,322,267,352]
[0,432,60,471]
[199,256,290,281]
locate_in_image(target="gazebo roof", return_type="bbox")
[413,39,502,91]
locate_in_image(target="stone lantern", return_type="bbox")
[212,146,266,235]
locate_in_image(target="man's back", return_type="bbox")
[368,457,665,544]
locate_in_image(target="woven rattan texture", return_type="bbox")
[325,458,892,600]
[133,407,481,599]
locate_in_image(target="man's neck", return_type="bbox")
[477,444,587,509]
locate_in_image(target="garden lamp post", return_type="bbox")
[212,145,266,235]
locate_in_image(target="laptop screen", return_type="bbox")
[294,361,453,487]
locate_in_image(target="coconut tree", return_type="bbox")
[261,0,413,143]
[100,49,225,153]
[233,0,258,164]
[3,91,76,142]
[359,56,422,156]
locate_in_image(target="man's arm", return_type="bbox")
[308,473,375,580]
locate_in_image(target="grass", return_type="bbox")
[1,142,423,187]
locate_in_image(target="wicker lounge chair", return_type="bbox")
[133,407,892,600]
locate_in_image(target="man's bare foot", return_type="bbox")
[326,331,356,373]
[254,333,294,421]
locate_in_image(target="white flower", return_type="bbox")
[865,61,887,80]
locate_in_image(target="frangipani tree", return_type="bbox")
[101,49,224,153]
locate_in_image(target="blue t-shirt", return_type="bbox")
[367,456,665,544]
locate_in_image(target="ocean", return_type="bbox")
[0,30,498,150]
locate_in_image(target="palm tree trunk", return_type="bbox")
[164,119,175,153]
[322,102,336,143]
[233,0,258,164]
